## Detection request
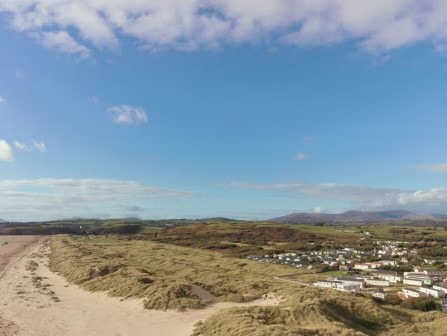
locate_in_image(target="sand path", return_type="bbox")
[0,240,279,336]
[0,236,43,336]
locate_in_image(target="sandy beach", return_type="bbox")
[0,238,279,336]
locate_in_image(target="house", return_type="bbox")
[412,267,444,281]
[354,263,371,271]
[372,270,402,283]
[334,276,365,289]
[404,273,434,285]
[402,288,427,299]
[380,260,398,266]
[418,287,443,298]
[440,298,447,312]
[353,262,381,271]
[432,283,447,295]
[366,279,389,287]
[314,280,360,292]
[372,290,386,300]
[403,278,424,286]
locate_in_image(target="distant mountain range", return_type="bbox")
[270,210,447,224]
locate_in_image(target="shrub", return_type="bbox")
[384,293,402,305]
[401,298,437,312]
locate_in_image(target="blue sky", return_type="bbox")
[1,1,447,221]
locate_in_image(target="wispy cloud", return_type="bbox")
[14,140,47,152]
[303,135,316,144]
[31,140,47,152]
[0,178,196,221]
[0,96,6,104]
[295,152,308,161]
[30,31,90,58]
[15,69,24,79]
[0,140,13,161]
[228,181,447,213]
[2,1,447,54]
[108,105,148,125]
[417,163,447,173]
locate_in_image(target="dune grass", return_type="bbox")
[49,235,447,335]
[48,235,304,310]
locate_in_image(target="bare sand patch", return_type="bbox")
[0,241,279,336]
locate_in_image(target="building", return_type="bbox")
[314,280,360,292]
[440,298,447,312]
[333,276,365,289]
[372,270,402,283]
[418,287,443,298]
[353,262,382,271]
[403,273,433,286]
[366,279,389,287]
[353,263,371,271]
[402,288,427,299]
[403,278,424,286]
[372,291,386,300]
[432,283,447,296]
[412,267,444,281]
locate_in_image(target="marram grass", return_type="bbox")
[49,236,447,335]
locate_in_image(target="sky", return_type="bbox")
[1,1,447,221]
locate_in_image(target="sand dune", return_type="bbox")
[0,240,279,336]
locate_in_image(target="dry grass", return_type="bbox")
[48,235,302,310]
[193,287,447,336]
[49,235,447,335]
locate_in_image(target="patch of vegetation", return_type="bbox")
[48,235,303,310]
[401,298,438,312]
[48,235,447,335]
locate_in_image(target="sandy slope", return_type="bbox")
[0,241,279,336]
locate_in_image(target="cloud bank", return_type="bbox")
[0,178,196,221]
[2,1,447,55]
[417,163,447,173]
[229,181,447,213]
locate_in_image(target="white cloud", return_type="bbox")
[14,140,47,152]
[417,163,447,173]
[2,1,447,54]
[295,152,308,161]
[108,105,148,125]
[0,96,6,104]
[0,140,13,161]
[31,31,90,58]
[228,181,447,213]
[0,178,196,221]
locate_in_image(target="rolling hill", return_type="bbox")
[270,210,442,224]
